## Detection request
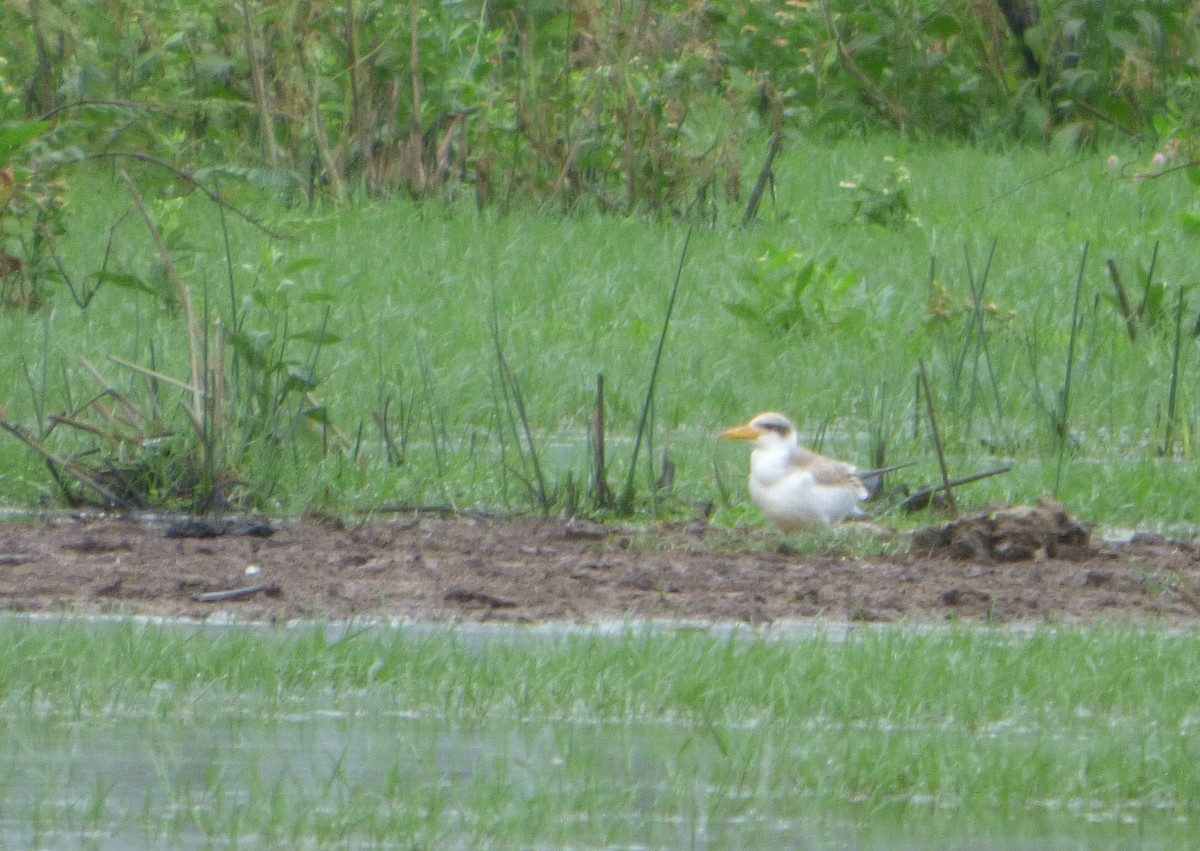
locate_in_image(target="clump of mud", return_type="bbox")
[912,497,1093,562]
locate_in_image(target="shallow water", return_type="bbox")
[2,615,1191,850]
[3,700,1185,851]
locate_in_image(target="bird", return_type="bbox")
[720,411,899,530]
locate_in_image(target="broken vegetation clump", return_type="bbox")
[911,497,1094,562]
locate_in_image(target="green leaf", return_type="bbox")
[1050,121,1087,153]
[302,405,329,424]
[1178,210,1200,234]
[289,329,342,346]
[283,256,324,275]
[250,289,286,310]
[227,330,272,368]
[0,121,52,164]
[94,271,158,296]
[722,301,761,324]
[283,366,318,394]
[922,12,960,41]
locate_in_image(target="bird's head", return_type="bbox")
[719,412,798,447]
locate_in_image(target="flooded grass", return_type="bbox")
[2,618,1197,848]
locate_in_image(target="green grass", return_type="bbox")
[2,618,1198,847]
[1,135,1199,530]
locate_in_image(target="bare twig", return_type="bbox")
[79,358,148,424]
[900,465,1012,512]
[106,355,204,397]
[821,0,906,130]
[193,583,279,603]
[38,99,164,121]
[1132,157,1200,182]
[743,129,782,226]
[46,412,116,441]
[78,151,290,239]
[0,420,131,508]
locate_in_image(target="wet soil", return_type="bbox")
[2,504,1200,627]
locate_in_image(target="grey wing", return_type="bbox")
[802,452,866,490]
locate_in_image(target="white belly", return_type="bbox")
[749,471,866,530]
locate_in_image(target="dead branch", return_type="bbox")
[0,420,132,508]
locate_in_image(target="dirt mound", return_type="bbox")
[912,498,1093,562]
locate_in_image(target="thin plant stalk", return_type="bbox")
[20,314,49,434]
[1137,240,1160,318]
[1106,258,1137,342]
[592,372,611,509]
[620,225,692,513]
[1164,287,1187,455]
[503,358,549,513]
[918,358,957,516]
[743,129,783,225]
[961,240,1004,438]
[488,374,512,501]
[240,0,280,165]
[490,308,549,512]
[415,343,445,486]
[1054,242,1089,495]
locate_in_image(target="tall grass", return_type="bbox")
[1,137,1198,528]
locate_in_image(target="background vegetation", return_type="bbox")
[1,1,1198,525]
[3,0,1198,205]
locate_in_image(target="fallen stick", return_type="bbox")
[193,583,279,603]
[900,465,1013,512]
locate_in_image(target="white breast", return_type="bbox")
[749,444,867,529]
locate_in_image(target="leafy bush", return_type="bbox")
[723,244,864,336]
[2,0,1195,212]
